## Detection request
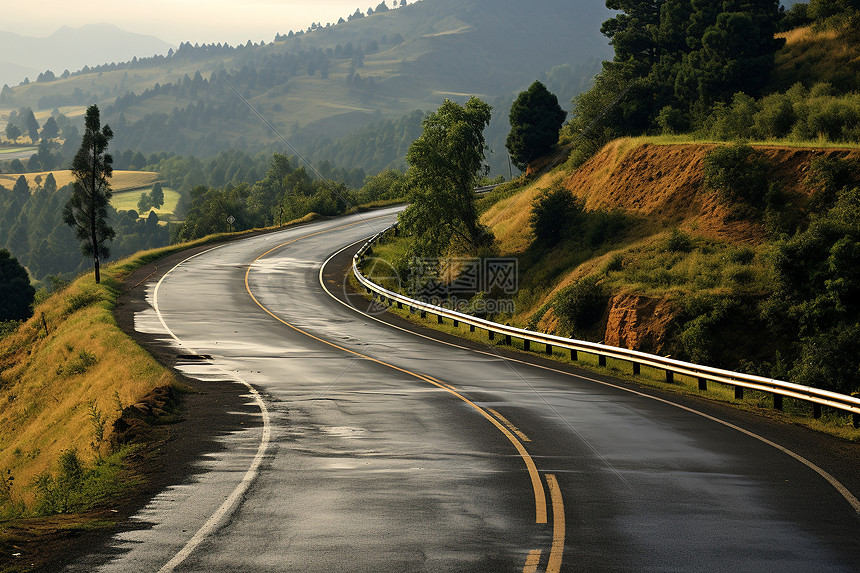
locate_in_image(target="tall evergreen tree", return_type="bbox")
[22,108,40,143]
[0,249,34,321]
[63,105,115,284]
[506,81,567,171]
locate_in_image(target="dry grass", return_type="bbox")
[0,274,173,507]
[0,213,323,510]
[770,26,860,92]
[0,171,158,193]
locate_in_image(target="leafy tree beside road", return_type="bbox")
[400,97,493,257]
[63,105,115,284]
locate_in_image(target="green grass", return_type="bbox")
[111,187,182,219]
[0,146,36,155]
[630,134,860,149]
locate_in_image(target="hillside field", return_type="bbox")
[0,170,158,192]
[111,186,182,220]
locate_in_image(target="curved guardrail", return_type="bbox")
[353,223,860,428]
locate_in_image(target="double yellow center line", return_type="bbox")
[243,219,564,572]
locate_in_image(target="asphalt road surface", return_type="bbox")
[69,208,860,572]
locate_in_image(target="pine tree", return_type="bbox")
[63,105,115,284]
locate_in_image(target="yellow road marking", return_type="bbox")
[546,474,565,573]
[244,224,548,524]
[523,549,541,573]
[489,408,532,442]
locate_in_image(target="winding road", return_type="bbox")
[68,208,860,572]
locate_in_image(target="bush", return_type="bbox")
[664,228,695,253]
[805,156,860,211]
[554,275,609,336]
[33,449,129,515]
[704,143,771,211]
[530,187,583,249]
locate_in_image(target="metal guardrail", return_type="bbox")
[353,224,860,427]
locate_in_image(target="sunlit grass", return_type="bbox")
[111,187,182,219]
[0,170,158,193]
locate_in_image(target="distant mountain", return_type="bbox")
[0,24,173,87]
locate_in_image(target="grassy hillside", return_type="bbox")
[769,26,860,93]
[369,137,860,395]
[0,257,174,514]
[0,0,610,165]
[0,170,157,193]
[112,186,181,220]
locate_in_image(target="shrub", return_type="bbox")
[530,187,583,249]
[805,156,860,211]
[554,275,609,336]
[704,143,771,211]
[664,228,695,253]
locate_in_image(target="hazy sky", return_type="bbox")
[2,0,382,46]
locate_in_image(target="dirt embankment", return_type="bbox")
[561,140,860,244]
[486,138,860,353]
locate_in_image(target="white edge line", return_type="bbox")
[319,241,860,515]
[150,245,273,573]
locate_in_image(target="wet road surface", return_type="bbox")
[69,208,860,572]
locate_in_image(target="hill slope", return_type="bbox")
[0,0,610,168]
[480,138,860,358]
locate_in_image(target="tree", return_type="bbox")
[63,105,115,284]
[0,249,35,321]
[12,175,29,198]
[137,192,152,213]
[40,116,60,140]
[506,81,567,171]
[43,172,57,193]
[567,0,785,141]
[22,108,39,143]
[150,182,165,209]
[400,97,493,256]
[5,123,21,142]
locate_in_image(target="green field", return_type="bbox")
[111,187,182,220]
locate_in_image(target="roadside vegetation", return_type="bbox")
[361,1,860,412]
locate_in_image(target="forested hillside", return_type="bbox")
[0,0,610,175]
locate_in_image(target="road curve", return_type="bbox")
[69,208,860,572]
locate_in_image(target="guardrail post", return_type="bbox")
[524,340,530,351]
[546,344,553,355]
[813,403,822,419]
[420,310,426,319]
[469,324,475,332]
[366,287,372,294]
[698,377,707,391]
[632,362,640,375]
[854,413,860,429]
[735,386,744,400]
[397,301,403,309]
[666,370,674,384]
[488,330,495,341]
[773,394,783,411]
[571,349,577,361]
[437,315,443,325]
[598,355,606,367]
[505,334,511,345]
[453,320,459,327]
